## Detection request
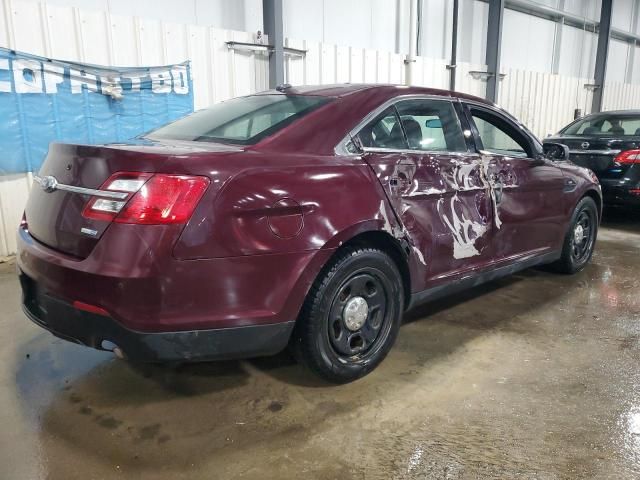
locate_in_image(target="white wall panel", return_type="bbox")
[419,0,451,60]
[612,0,635,33]
[502,9,556,74]
[603,82,640,111]
[558,24,597,79]
[458,0,488,65]
[608,39,631,84]
[285,37,410,87]
[564,0,600,20]
[498,69,593,138]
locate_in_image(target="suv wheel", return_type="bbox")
[291,247,404,383]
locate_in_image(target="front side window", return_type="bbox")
[146,94,329,145]
[470,109,530,158]
[395,99,467,152]
[562,114,640,136]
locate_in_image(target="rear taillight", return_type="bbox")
[614,149,640,164]
[82,172,209,225]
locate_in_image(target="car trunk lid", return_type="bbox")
[25,140,241,258]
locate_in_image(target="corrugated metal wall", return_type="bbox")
[285,38,487,99]
[1,0,640,257]
[498,69,594,139]
[603,82,640,112]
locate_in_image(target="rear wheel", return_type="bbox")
[290,247,404,383]
[551,196,598,274]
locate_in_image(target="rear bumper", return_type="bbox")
[20,270,294,362]
[17,226,332,333]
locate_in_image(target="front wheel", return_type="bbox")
[290,247,404,383]
[551,196,598,274]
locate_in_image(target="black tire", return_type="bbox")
[290,247,404,383]
[551,196,598,274]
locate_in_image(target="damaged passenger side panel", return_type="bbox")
[364,151,499,290]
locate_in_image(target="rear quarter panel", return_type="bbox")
[172,153,402,259]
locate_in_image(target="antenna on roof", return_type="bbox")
[275,83,292,92]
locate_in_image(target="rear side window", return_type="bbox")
[146,94,329,145]
[357,107,407,149]
[395,99,467,152]
[356,99,467,152]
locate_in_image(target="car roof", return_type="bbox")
[254,83,492,104]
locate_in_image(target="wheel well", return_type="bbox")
[582,189,602,220]
[338,231,412,309]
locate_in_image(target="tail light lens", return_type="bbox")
[82,172,209,225]
[614,149,640,164]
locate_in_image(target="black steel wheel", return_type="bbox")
[552,196,599,274]
[570,208,596,264]
[290,247,404,383]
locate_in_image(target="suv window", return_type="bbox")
[357,107,407,149]
[395,99,467,152]
[470,108,530,158]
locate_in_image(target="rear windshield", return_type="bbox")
[562,114,640,136]
[146,94,329,145]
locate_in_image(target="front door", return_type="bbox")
[463,103,566,260]
[356,97,498,291]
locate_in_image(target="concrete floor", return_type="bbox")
[1,213,640,480]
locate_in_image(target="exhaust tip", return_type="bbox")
[101,340,126,360]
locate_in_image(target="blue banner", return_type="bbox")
[0,48,194,174]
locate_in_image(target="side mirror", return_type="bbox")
[425,118,442,129]
[543,142,570,161]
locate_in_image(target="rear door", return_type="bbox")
[356,97,497,289]
[463,102,565,260]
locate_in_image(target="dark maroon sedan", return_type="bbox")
[18,84,601,383]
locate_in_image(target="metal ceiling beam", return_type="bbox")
[485,0,505,102]
[592,0,613,113]
[262,0,284,88]
[478,0,640,45]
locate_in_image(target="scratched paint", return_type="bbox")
[434,157,502,259]
[437,194,489,259]
[378,200,393,234]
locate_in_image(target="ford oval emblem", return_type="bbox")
[581,141,590,149]
[40,175,58,193]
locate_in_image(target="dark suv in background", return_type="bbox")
[546,110,640,208]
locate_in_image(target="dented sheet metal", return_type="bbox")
[364,151,501,289]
